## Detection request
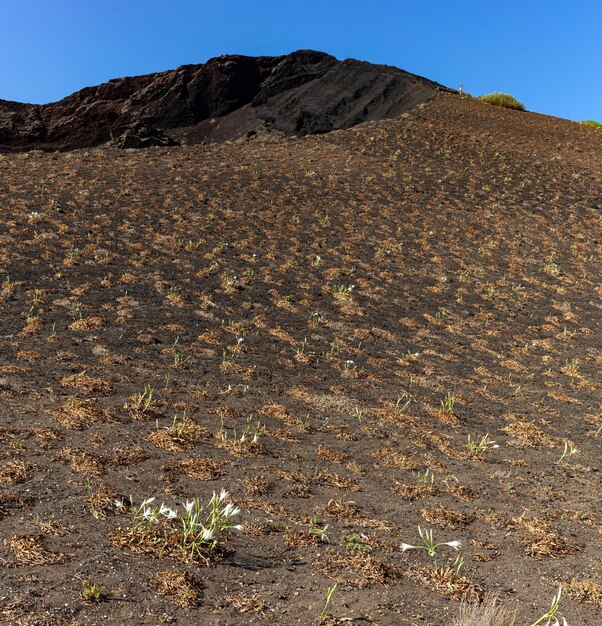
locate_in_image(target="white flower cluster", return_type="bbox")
[131,489,242,546]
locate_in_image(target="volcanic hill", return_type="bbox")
[0,53,601,626]
[0,50,449,151]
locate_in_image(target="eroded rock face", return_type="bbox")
[0,50,449,151]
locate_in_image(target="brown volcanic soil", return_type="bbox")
[0,93,601,625]
[0,50,447,152]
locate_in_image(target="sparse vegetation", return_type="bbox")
[0,88,599,624]
[318,583,338,624]
[81,579,109,602]
[400,526,462,568]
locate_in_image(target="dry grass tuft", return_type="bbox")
[5,535,69,565]
[563,577,602,608]
[283,528,322,548]
[315,498,360,520]
[318,469,360,492]
[215,436,264,457]
[239,497,288,518]
[50,397,104,429]
[32,518,68,537]
[410,565,484,603]
[241,475,272,496]
[217,593,268,615]
[150,568,204,608]
[315,551,401,588]
[0,461,32,485]
[268,427,301,443]
[171,458,225,480]
[84,485,125,519]
[316,445,349,464]
[452,593,517,625]
[370,447,417,469]
[0,598,80,625]
[106,447,150,466]
[421,506,474,530]
[314,498,391,530]
[55,447,105,476]
[392,481,438,500]
[59,372,112,394]
[513,516,574,558]
[503,418,553,447]
[258,403,310,433]
[470,538,501,562]
[146,419,210,452]
[68,316,104,331]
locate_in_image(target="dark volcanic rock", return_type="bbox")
[254,58,442,135]
[109,122,179,149]
[0,50,450,151]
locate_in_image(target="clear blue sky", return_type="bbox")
[1,1,600,121]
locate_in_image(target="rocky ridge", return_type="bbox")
[0,50,449,151]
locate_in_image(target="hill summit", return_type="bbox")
[0,50,449,151]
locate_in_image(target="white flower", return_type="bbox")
[400,543,415,552]
[114,499,125,509]
[160,504,177,519]
[200,527,215,542]
[223,503,240,517]
[233,524,243,531]
[143,507,154,520]
[183,500,195,514]
[218,489,229,502]
[445,541,461,550]
[141,497,155,507]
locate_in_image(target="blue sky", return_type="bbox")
[1,1,600,121]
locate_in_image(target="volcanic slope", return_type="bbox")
[0,92,601,625]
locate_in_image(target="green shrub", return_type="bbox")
[479,92,525,111]
[580,120,602,128]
